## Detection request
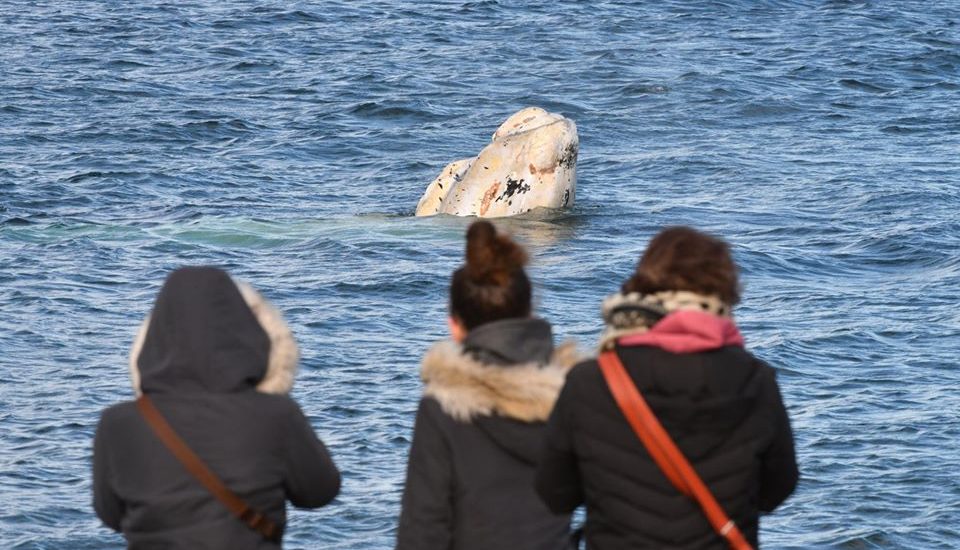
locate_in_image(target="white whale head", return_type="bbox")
[416,107,578,218]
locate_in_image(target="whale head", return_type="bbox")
[416,107,578,218]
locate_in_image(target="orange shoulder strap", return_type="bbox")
[136,395,281,542]
[597,351,753,550]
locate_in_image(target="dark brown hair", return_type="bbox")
[449,221,531,330]
[622,226,741,305]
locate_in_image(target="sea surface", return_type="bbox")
[2,1,959,548]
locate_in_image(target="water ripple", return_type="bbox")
[2,0,960,548]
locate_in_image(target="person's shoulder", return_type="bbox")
[419,394,452,419]
[415,395,462,431]
[567,357,600,384]
[713,346,777,379]
[739,350,781,380]
[99,400,137,422]
[557,357,604,403]
[96,400,141,434]
[736,351,789,406]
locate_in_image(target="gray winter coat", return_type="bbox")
[93,267,340,549]
[396,318,575,550]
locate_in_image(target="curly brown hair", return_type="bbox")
[622,226,741,305]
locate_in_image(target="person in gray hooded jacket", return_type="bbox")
[93,266,340,549]
[396,221,576,550]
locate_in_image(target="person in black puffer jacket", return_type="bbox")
[535,226,798,549]
[397,221,576,550]
[93,267,340,549]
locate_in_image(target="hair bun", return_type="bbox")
[465,221,528,285]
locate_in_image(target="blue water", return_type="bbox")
[2,1,959,547]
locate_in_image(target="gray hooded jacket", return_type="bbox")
[93,267,340,549]
[396,318,576,550]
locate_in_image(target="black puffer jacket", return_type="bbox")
[535,343,798,549]
[396,318,576,550]
[93,267,340,549]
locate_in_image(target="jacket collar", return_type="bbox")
[617,310,744,354]
[600,290,734,351]
[421,339,579,423]
[462,317,554,366]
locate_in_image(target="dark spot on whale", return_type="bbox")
[558,142,579,168]
[561,189,570,207]
[495,177,530,203]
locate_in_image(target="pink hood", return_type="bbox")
[617,310,744,353]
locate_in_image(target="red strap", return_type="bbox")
[597,351,753,550]
[136,396,281,542]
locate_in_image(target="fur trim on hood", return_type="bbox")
[129,281,299,396]
[421,340,580,423]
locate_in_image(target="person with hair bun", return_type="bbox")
[535,226,798,549]
[397,221,577,550]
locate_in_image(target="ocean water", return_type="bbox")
[2,0,959,548]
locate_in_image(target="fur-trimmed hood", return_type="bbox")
[421,339,579,423]
[129,268,298,396]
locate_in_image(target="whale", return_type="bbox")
[415,107,578,218]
